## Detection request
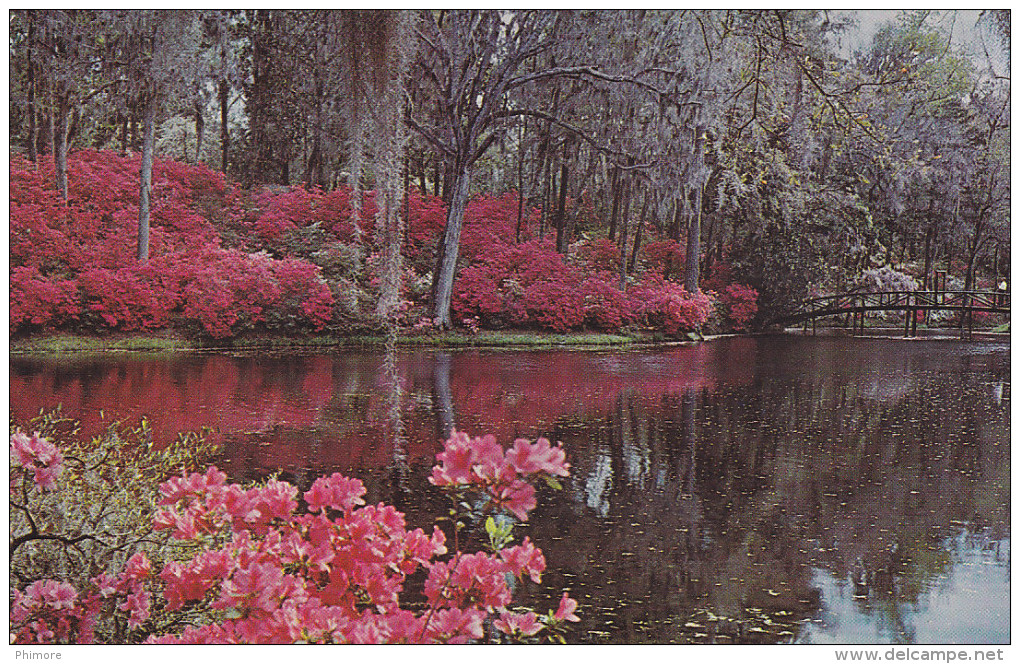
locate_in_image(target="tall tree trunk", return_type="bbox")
[629,192,649,274]
[666,199,683,279]
[432,155,441,198]
[617,177,633,290]
[684,124,707,293]
[554,161,570,254]
[431,164,472,328]
[138,98,157,264]
[922,224,934,289]
[53,88,71,201]
[515,119,526,243]
[608,166,621,241]
[194,101,205,164]
[26,16,37,163]
[219,79,229,173]
[120,115,129,155]
[964,216,986,292]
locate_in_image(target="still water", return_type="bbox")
[9,336,1010,644]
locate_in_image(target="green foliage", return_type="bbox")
[10,409,219,607]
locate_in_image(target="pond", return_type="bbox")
[10,336,1010,644]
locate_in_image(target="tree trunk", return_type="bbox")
[617,178,633,290]
[554,161,570,254]
[120,115,129,155]
[432,155,441,198]
[629,193,649,274]
[922,224,934,289]
[964,217,986,292]
[431,165,473,328]
[666,199,683,279]
[53,88,71,201]
[219,78,229,173]
[26,16,37,163]
[194,101,205,164]
[515,119,526,243]
[608,167,621,241]
[138,98,157,264]
[684,124,707,293]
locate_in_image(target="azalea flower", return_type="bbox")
[553,593,580,622]
[495,610,543,637]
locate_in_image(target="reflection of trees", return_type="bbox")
[10,339,1009,643]
[523,344,1009,643]
[432,350,455,439]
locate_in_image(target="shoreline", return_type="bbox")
[8,325,1009,356]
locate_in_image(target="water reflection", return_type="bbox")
[9,337,1009,644]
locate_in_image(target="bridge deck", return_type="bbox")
[770,290,1009,338]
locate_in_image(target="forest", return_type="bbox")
[8,10,1011,340]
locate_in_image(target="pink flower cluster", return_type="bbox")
[11,432,578,644]
[10,432,63,491]
[11,554,154,644]
[429,431,570,520]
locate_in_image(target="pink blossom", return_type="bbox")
[554,593,580,622]
[304,473,366,513]
[32,463,62,491]
[10,432,64,490]
[506,436,570,477]
[491,479,537,521]
[124,552,151,581]
[429,430,476,485]
[426,608,486,643]
[499,537,546,583]
[495,610,543,637]
[24,579,77,611]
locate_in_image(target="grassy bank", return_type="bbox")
[10,330,644,355]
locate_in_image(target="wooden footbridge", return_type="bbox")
[769,289,1010,338]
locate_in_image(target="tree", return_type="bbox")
[103,11,203,263]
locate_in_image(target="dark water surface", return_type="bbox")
[10,336,1010,644]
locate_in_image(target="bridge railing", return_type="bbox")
[771,289,1010,330]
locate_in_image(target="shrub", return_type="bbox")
[10,410,218,643]
[641,239,685,277]
[858,265,919,293]
[631,274,716,336]
[717,283,759,331]
[453,240,587,331]
[578,273,634,331]
[10,426,578,644]
[10,267,79,334]
[77,267,178,331]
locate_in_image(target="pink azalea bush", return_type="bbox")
[717,283,759,331]
[10,429,579,644]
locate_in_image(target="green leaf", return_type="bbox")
[485,516,497,538]
[544,476,563,491]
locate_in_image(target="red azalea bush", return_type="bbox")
[180,249,333,338]
[11,428,579,644]
[453,240,586,331]
[717,283,759,331]
[579,273,634,330]
[10,152,337,338]
[457,193,538,262]
[583,238,622,272]
[641,239,685,278]
[10,267,79,332]
[77,267,178,331]
[11,151,757,337]
[630,274,716,336]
